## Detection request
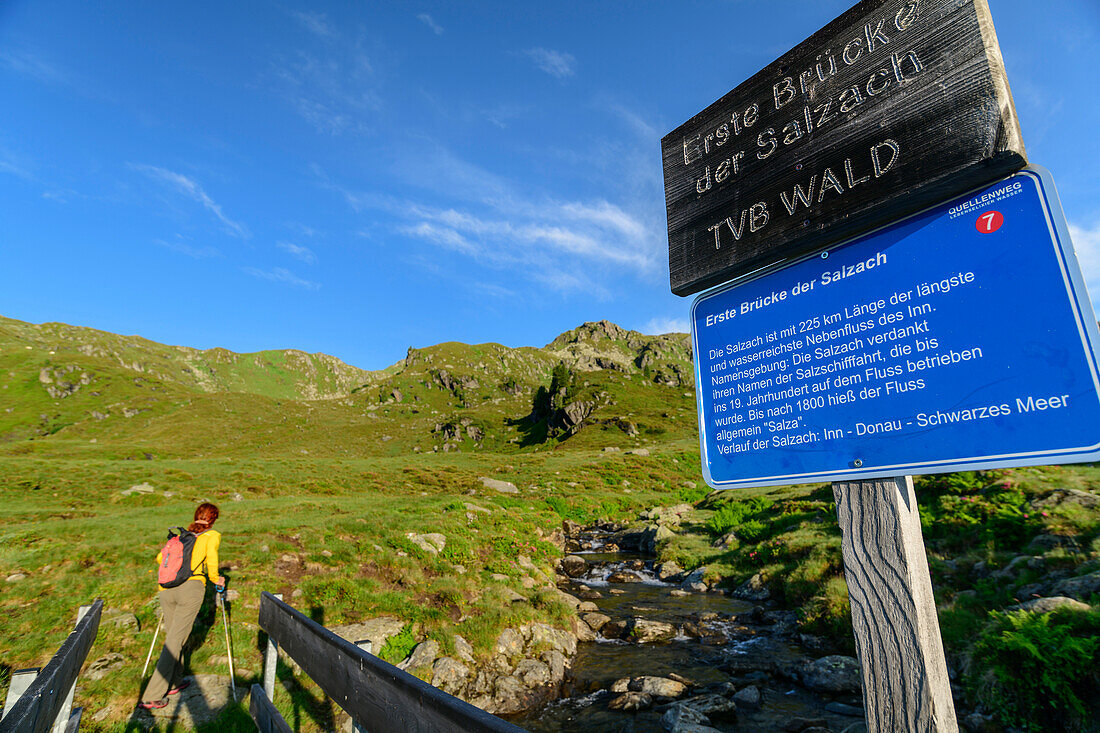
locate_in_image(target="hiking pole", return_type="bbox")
[142,615,162,678]
[217,588,237,702]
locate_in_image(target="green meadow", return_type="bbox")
[1,315,1098,731]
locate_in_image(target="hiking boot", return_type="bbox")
[167,681,190,695]
[137,699,169,710]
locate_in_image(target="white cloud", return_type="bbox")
[399,223,479,255]
[0,49,67,85]
[132,164,250,238]
[277,241,316,264]
[292,11,334,38]
[642,317,689,335]
[524,48,575,78]
[1069,222,1100,315]
[271,50,378,136]
[243,266,320,290]
[417,13,444,35]
[155,238,221,259]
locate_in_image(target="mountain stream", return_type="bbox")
[513,525,867,733]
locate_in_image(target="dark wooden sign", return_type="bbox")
[663,0,1026,296]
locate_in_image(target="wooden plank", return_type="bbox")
[249,684,293,733]
[662,0,1025,296]
[832,477,957,732]
[61,707,81,733]
[263,593,281,703]
[0,600,102,733]
[2,669,40,721]
[258,592,525,733]
[51,605,92,733]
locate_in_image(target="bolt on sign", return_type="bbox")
[662,0,1027,297]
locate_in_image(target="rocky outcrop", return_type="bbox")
[800,655,862,694]
[389,622,579,716]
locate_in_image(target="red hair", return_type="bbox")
[187,503,219,533]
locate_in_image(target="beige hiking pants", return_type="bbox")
[141,578,205,702]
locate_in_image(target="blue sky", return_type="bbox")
[2,1,1098,370]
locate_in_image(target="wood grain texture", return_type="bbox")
[249,684,293,733]
[832,477,957,732]
[0,599,102,733]
[662,0,1026,296]
[258,592,526,733]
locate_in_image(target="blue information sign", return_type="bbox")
[691,167,1100,489]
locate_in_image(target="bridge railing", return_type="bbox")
[0,599,102,733]
[256,591,527,733]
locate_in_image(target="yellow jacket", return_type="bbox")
[156,529,221,589]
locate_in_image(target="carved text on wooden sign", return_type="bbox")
[663,0,1026,296]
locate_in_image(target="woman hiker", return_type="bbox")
[138,502,225,710]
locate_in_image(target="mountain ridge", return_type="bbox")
[0,314,696,456]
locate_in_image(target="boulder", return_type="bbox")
[513,658,552,688]
[800,655,862,694]
[85,652,126,681]
[732,685,762,708]
[571,615,597,642]
[398,640,440,675]
[330,617,406,652]
[1050,571,1100,601]
[527,623,577,656]
[608,570,644,583]
[551,588,583,609]
[825,701,866,717]
[681,693,737,718]
[629,675,686,698]
[479,477,519,494]
[609,692,653,711]
[660,702,722,732]
[630,619,678,643]
[406,532,446,555]
[431,657,469,695]
[453,635,475,663]
[561,555,589,578]
[102,609,139,630]
[1027,533,1077,552]
[731,573,770,601]
[712,532,738,549]
[1032,488,1100,509]
[542,649,568,683]
[490,675,536,714]
[610,677,631,693]
[656,561,684,582]
[581,612,611,632]
[1009,596,1091,614]
[121,482,156,496]
[5,573,26,583]
[494,628,525,658]
[602,619,631,639]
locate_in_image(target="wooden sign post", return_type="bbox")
[665,2,1037,730]
[833,477,957,731]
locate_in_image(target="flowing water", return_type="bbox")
[513,531,866,732]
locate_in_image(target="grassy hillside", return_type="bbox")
[0,314,705,730]
[1,314,1096,733]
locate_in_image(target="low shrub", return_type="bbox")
[706,496,773,536]
[379,624,417,664]
[968,606,1100,732]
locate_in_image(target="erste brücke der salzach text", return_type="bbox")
[701,253,1069,456]
[679,0,923,248]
